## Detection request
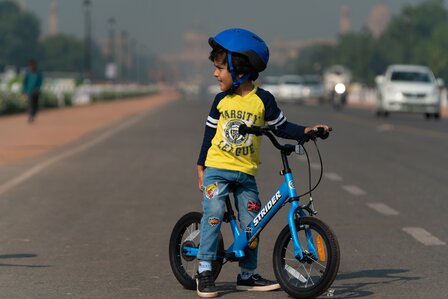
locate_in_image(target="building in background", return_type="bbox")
[367,2,391,38]
[49,0,59,36]
[340,5,351,35]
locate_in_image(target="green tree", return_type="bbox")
[425,23,448,80]
[293,44,335,75]
[39,34,85,73]
[0,1,40,70]
[334,31,376,83]
[380,0,447,64]
[291,0,448,84]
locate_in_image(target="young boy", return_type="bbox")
[196,28,329,298]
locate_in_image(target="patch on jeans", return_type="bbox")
[208,217,220,226]
[247,200,261,212]
[205,182,219,199]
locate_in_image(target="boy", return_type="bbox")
[196,28,329,298]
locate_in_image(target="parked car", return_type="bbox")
[260,76,281,97]
[276,74,305,103]
[301,74,324,102]
[375,64,444,119]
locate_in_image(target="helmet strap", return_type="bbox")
[227,52,253,91]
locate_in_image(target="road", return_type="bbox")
[0,95,447,298]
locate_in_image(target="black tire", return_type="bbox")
[169,212,224,290]
[273,217,340,299]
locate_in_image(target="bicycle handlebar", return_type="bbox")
[238,124,332,152]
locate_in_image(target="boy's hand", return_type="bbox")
[197,165,205,192]
[304,125,330,135]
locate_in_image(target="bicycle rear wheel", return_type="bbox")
[169,212,224,290]
[273,216,340,299]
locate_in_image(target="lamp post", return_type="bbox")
[120,30,128,83]
[106,17,117,82]
[83,0,92,82]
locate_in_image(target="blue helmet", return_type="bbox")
[209,28,269,72]
[209,28,269,89]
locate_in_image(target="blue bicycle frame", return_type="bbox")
[183,131,319,262]
[224,170,314,261]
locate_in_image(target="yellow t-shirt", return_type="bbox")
[204,86,287,176]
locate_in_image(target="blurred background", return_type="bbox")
[1,1,448,298]
[1,0,448,114]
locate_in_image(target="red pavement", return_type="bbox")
[0,90,179,167]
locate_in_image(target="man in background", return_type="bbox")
[22,59,43,123]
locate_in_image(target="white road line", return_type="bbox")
[324,172,343,182]
[0,112,148,196]
[310,162,320,170]
[377,123,394,132]
[402,227,446,246]
[366,202,399,216]
[342,185,366,196]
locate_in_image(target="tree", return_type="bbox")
[39,34,85,73]
[0,1,40,70]
[335,31,376,84]
[293,44,335,75]
[290,0,448,84]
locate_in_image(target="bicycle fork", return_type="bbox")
[285,173,319,262]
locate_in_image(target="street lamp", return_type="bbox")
[120,30,128,83]
[106,17,117,82]
[83,0,92,82]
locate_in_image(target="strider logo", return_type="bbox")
[253,191,282,227]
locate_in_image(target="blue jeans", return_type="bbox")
[197,167,261,271]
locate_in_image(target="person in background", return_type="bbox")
[22,59,43,123]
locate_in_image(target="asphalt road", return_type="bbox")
[0,96,447,298]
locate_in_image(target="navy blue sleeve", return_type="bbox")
[197,92,226,166]
[257,88,306,141]
[197,126,216,166]
[273,121,306,140]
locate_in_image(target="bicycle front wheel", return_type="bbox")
[168,212,224,290]
[273,217,340,299]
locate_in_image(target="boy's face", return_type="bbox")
[213,57,233,92]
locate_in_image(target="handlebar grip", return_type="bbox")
[301,127,332,144]
[317,127,332,140]
[238,124,263,136]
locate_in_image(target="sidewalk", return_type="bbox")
[0,90,179,167]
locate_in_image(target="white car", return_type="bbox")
[375,64,444,119]
[301,74,324,102]
[276,75,304,103]
[260,76,281,97]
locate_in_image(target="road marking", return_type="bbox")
[366,202,399,215]
[334,113,448,140]
[310,162,320,170]
[342,185,366,196]
[324,172,343,182]
[0,111,149,196]
[402,227,446,246]
[377,123,394,132]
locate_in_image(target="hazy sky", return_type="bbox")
[22,0,431,55]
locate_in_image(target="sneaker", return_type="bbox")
[236,273,281,291]
[196,270,218,298]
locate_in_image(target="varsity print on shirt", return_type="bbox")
[204,87,287,176]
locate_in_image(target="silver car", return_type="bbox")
[276,75,305,104]
[376,64,444,119]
